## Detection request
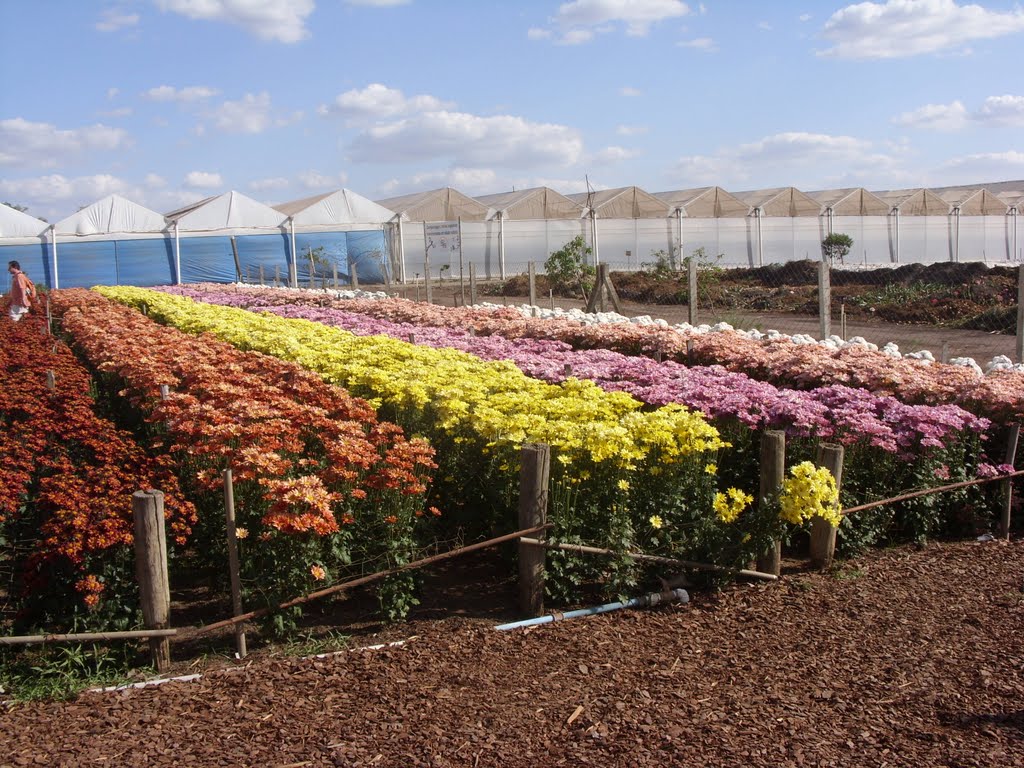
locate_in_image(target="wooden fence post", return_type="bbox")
[350,261,359,290]
[469,263,477,306]
[132,489,171,672]
[222,469,247,658]
[308,248,316,290]
[230,237,242,283]
[258,264,265,286]
[688,255,698,326]
[518,443,550,617]
[46,370,55,391]
[332,261,338,291]
[818,256,831,340]
[756,430,786,577]
[424,255,433,304]
[1000,424,1020,539]
[275,265,281,287]
[810,443,845,569]
[528,261,537,307]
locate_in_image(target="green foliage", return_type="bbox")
[640,249,677,280]
[544,236,595,296]
[822,232,854,264]
[0,642,140,701]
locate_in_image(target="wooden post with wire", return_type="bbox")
[810,443,844,569]
[1000,425,1020,539]
[528,261,537,307]
[222,469,247,659]
[688,254,698,326]
[1016,263,1023,364]
[132,489,171,672]
[518,444,550,617]
[469,263,477,306]
[350,261,359,290]
[756,431,786,577]
[819,255,831,340]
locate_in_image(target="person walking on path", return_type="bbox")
[7,260,36,322]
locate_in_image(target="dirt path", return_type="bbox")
[3,540,1022,767]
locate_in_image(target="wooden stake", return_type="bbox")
[688,255,698,326]
[350,261,359,290]
[230,237,241,283]
[528,261,537,307]
[469,263,477,306]
[275,265,281,287]
[518,444,550,617]
[259,264,265,286]
[424,254,433,304]
[818,256,831,340]
[756,431,786,577]
[132,490,171,672]
[308,248,316,290]
[1000,424,1020,539]
[222,469,247,658]
[810,444,844,570]
[159,384,169,401]
[46,370,55,391]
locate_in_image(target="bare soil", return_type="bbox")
[2,540,1022,767]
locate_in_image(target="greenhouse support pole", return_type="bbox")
[288,217,297,288]
[498,212,506,281]
[893,207,900,264]
[676,208,683,270]
[173,221,181,285]
[755,207,764,267]
[953,206,960,263]
[50,226,59,289]
[397,217,407,284]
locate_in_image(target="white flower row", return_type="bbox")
[485,303,1024,377]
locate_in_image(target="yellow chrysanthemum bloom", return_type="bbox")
[778,462,841,526]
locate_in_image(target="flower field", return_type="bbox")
[2,282,1019,642]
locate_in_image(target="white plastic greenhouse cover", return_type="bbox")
[733,188,822,217]
[873,189,950,216]
[274,189,396,226]
[375,187,491,222]
[476,187,583,220]
[0,202,48,239]
[653,187,749,218]
[566,186,670,219]
[165,190,287,232]
[53,194,167,237]
[808,188,890,216]
[936,188,1008,216]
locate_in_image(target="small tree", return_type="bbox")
[822,233,853,265]
[544,235,595,297]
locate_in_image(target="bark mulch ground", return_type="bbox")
[2,539,1023,767]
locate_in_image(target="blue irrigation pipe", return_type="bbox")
[494,588,689,631]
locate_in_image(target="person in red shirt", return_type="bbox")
[7,260,35,322]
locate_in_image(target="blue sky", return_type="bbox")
[2,0,1024,222]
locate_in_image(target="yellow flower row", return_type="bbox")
[98,287,727,469]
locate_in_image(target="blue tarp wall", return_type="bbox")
[2,229,389,289]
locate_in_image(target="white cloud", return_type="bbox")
[0,174,134,219]
[212,92,272,133]
[297,170,348,189]
[382,167,501,197]
[144,85,220,103]
[819,0,1024,59]
[184,171,223,188]
[894,94,1024,130]
[757,21,772,30]
[249,177,291,192]
[619,86,642,97]
[553,0,691,38]
[345,0,411,5]
[935,150,1024,183]
[144,173,168,188]
[976,94,1024,126]
[671,131,900,188]
[893,100,969,131]
[799,13,812,22]
[527,27,552,40]
[616,124,648,136]
[107,88,120,100]
[155,0,314,43]
[349,111,584,168]
[96,9,139,32]
[593,146,639,163]
[0,118,130,168]
[99,107,134,118]
[559,28,596,45]
[678,36,716,51]
[321,84,454,121]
